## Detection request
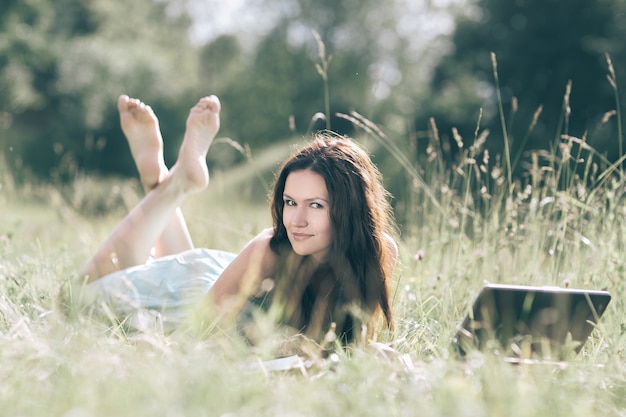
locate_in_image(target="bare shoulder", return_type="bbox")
[237,227,278,273]
[208,228,278,309]
[251,227,275,243]
[242,228,275,253]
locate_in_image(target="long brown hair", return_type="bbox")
[268,133,396,343]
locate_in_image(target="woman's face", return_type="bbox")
[282,169,333,262]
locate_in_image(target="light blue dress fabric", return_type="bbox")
[87,248,236,332]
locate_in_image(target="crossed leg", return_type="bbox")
[118,95,195,258]
[80,95,221,282]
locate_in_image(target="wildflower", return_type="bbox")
[413,249,425,261]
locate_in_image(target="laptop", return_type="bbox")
[452,284,611,361]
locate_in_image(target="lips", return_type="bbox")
[290,232,313,240]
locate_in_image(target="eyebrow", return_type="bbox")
[283,193,329,203]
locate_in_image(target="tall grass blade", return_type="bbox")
[491,52,512,187]
[606,53,623,178]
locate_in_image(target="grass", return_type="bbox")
[3,60,626,417]
[1,127,626,416]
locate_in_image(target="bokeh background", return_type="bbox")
[2,0,626,186]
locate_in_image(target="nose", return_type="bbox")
[289,206,308,227]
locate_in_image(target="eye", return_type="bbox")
[311,202,324,209]
[283,198,296,207]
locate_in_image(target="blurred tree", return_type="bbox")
[214,25,333,147]
[0,0,457,183]
[419,0,626,173]
[0,0,199,180]
[190,0,414,151]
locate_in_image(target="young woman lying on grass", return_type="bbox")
[74,94,398,351]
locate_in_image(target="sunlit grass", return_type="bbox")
[2,114,626,416]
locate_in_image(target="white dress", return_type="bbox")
[87,248,236,332]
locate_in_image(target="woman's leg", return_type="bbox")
[80,95,221,282]
[118,95,194,257]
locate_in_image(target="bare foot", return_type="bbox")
[118,95,168,190]
[170,95,221,194]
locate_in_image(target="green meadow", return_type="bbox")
[1,117,626,416]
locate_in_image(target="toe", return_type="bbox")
[204,95,221,113]
[117,94,130,112]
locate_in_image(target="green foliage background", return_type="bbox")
[3,0,626,186]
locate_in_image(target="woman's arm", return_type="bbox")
[180,229,277,337]
[206,228,278,314]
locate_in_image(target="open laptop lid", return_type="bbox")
[452,284,611,360]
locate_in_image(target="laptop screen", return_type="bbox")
[452,284,611,360]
